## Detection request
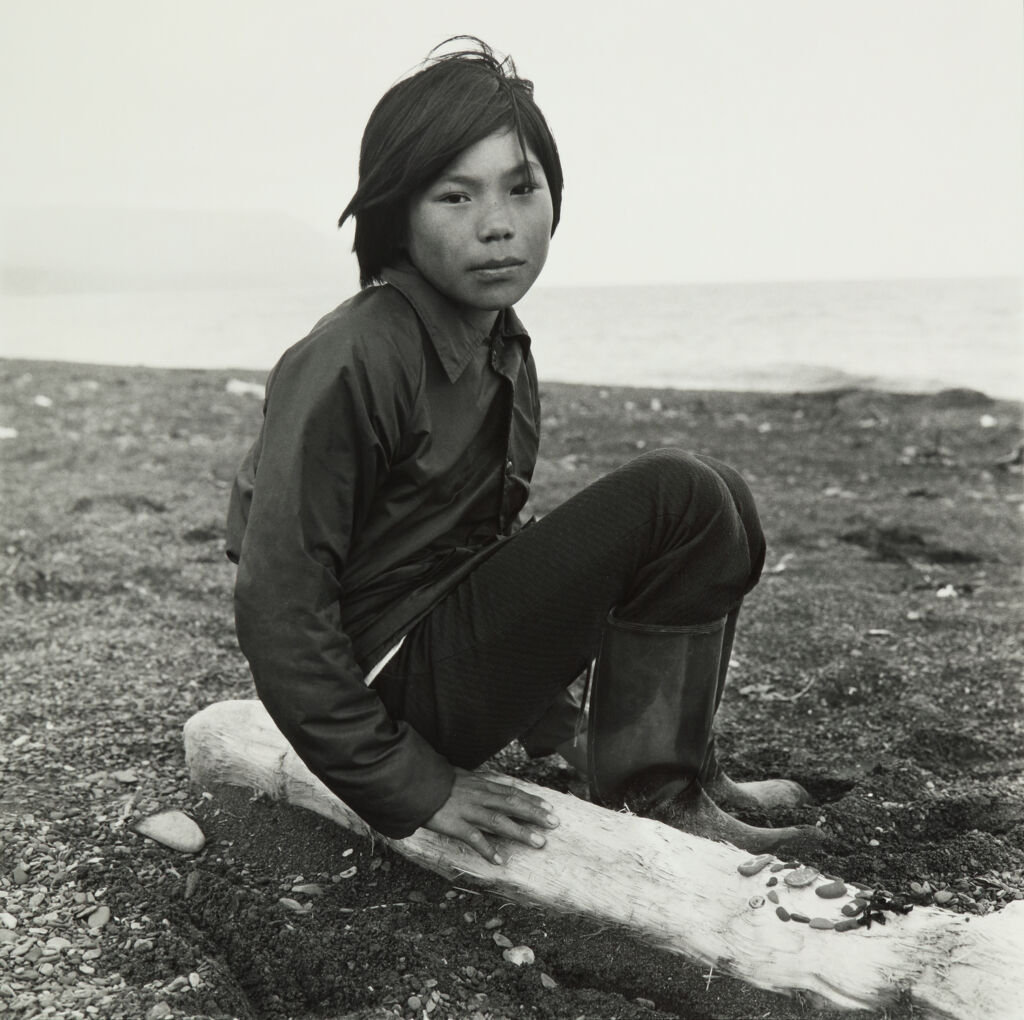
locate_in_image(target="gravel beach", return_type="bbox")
[2,359,1022,1019]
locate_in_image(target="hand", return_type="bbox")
[424,767,560,865]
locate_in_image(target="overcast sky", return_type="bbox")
[2,0,1021,288]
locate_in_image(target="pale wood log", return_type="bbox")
[184,700,1024,1020]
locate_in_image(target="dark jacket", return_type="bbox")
[226,264,540,837]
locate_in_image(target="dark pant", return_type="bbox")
[374,449,765,769]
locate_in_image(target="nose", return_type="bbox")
[478,198,514,242]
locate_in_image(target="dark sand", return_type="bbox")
[2,359,1022,1019]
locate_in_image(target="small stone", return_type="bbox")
[835,918,860,932]
[189,972,201,988]
[277,897,309,913]
[38,962,53,976]
[184,872,200,899]
[111,770,139,784]
[748,895,765,908]
[810,918,835,930]
[737,854,773,877]
[492,932,513,948]
[0,912,16,929]
[407,995,422,1010]
[767,890,779,904]
[815,880,847,899]
[540,972,557,989]
[407,890,428,903]
[766,876,778,887]
[842,902,866,917]
[784,867,819,889]
[934,890,954,905]
[12,867,28,885]
[134,811,206,854]
[0,930,17,944]
[502,945,535,967]
[635,998,656,1009]
[769,863,787,873]
[291,883,325,896]
[483,917,504,929]
[86,905,111,929]
[775,906,791,921]
[45,937,72,952]
[337,866,357,879]
[147,1004,172,1020]
[790,912,810,923]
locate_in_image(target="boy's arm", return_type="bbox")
[232,342,455,839]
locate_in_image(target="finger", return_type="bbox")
[480,781,560,828]
[466,803,551,851]
[452,823,503,866]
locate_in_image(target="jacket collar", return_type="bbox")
[382,262,530,383]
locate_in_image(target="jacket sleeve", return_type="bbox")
[232,338,455,838]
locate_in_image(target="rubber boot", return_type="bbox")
[700,607,814,812]
[587,612,819,854]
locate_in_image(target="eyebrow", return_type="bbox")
[435,160,543,188]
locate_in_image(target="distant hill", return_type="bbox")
[0,207,347,294]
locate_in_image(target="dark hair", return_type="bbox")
[338,37,564,287]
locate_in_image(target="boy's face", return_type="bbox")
[407,130,553,332]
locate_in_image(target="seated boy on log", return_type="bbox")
[226,37,818,865]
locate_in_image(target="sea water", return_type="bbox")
[1,276,1020,399]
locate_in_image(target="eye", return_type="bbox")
[439,192,469,204]
[511,181,539,196]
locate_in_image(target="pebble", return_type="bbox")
[540,972,557,989]
[12,867,29,885]
[277,898,309,913]
[184,871,200,899]
[737,854,773,877]
[767,890,779,904]
[842,902,866,917]
[810,918,835,930]
[835,918,861,932]
[775,906,790,921]
[934,890,954,905]
[783,867,819,889]
[0,930,17,944]
[769,863,787,873]
[790,912,810,923]
[502,945,535,967]
[748,896,765,909]
[407,995,422,1010]
[492,932,513,949]
[147,1003,172,1019]
[815,880,847,899]
[483,916,504,929]
[291,883,324,896]
[45,937,71,952]
[0,912,16,929]
[134,810,206,853]
[766,876,778,887]
[110,770,139,784]
[86,906,110,929]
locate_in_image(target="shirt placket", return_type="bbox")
[490,336,520,535]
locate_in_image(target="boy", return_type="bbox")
[227,39,817,865]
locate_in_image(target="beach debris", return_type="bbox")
[86,905,111,929]
[766,553,795,574]
[783,866,819,888]
[133,810,206,853]
[0,426,18,440]
[936,585,958,599]
[748,895,765,909]
[225,378,265,398]
[502,945,535,966]
[815,880,848,899]
[737,854,773,877]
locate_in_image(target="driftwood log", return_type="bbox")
[184,700,1024,1020]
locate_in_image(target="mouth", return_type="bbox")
[469,258,526,281]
